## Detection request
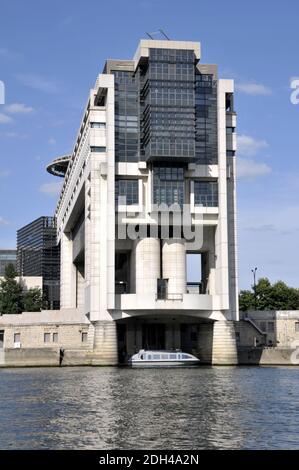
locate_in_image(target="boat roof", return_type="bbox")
[137,350,183,353]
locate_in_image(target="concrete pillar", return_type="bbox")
[134,238,160,295]
[197,323,214,363]
[165,323,181,350]
[92,321,118,365]
[126,322,137,356]
[212,320,238,365]
[76,266,85,308]
[162,239,186,295]
[60,232,76,308]
[227,154,239,320]
[215,80,230,312]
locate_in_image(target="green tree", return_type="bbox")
[0,263,23,314]
[239,289,254,311]
[23,287,43,312]
[239,277,299,311]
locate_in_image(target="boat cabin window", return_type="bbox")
[169,354,177,359]
[161,354,168,360]
[140,353,144,360]
[153,354,160,360]
[147,354,152,360]
[182,354,190,359]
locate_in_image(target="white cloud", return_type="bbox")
[237,158,271,179]
[3,131,29,139]
[15,73,60,94]
[244,224,276,233]
[39,181,62,196]
[0,48,21,60]
[5,102,34,114]
[59,16,73,26]
[0,113,13,124]
[237,134,269,157]
[0,217,9,226]
[235,82,272,95]
[0,170,11,178]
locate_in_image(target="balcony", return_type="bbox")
[114,292,220,312]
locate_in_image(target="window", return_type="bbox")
[0,330,4,349]
[112,70,139,163]
[90,146,106,152]
[14,333,20,343]
[90,122,106,128]
[44,333,51,343]
[267,322,274,333]
[53,333,58,343]
[194,181,218,207]
[82,332,88,343]
[295,322,299,332]
[153,165,185,207]
[161,354,168,360]
[195,73,218,165]
[157,278,168,300]
[115,179,138,205]
[153,354,160,360]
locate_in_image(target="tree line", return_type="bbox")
[239,277,299,311]
[0,264,43,315]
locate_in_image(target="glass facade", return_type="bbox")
[140,48,196,160]
[194,181,218,207]
[112,70,139,163]
[115,179,139,205]
[195,73,218,164]
[153,165,185,207]
[17,217,60,309]
[109,49,218,165]
[0,249,17,276]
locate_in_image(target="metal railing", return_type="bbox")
[155,292,183,301]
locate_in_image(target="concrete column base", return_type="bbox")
[91,321,118,365]
[197,323,214,364]
[212,320,238,365]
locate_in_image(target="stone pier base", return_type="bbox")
[197,321,238,365]
[90,321,118,366]
[212,321,238,365]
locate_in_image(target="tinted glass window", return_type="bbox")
[115,179,139,205]
[194,181,218,207]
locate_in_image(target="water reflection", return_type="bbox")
[0,366,299,449]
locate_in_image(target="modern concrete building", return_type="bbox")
[17,217,60,309]
[45,39,238,365]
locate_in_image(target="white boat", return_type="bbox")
[128,349,200,367]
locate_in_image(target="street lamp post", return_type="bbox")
[251,267,258,310]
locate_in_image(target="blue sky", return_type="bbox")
[0,0,298,290]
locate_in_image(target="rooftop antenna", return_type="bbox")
[159,29,170,40]
[145,30,171,40]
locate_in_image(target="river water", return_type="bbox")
[0,366,298,449]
